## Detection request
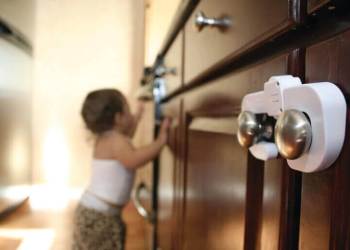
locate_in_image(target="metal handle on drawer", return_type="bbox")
[155,65,177,77]
[195,11,231,31]
[132,182,155,224]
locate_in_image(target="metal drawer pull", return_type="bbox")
[195,11,231,31]
[155,65,177,77]
[132,182,155,224]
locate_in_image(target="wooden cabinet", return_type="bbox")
[140,1,350,249]
[163,32,183,95]
[160,54,302,249]
[183,130,247,250]
[260,159,284,250]
[184,0,301,83]
[181,54,303,250]
[299,30,350,250]
[157,126,178,249]
[157,99,183,250]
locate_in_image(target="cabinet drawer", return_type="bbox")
[184,0,298,83]
[181,54,289,116]
[163,31,183,96]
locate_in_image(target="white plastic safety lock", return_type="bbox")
[238,75,347,173]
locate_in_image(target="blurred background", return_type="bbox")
[0,0,181,249]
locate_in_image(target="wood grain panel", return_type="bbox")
[184,0,296,83]
[259,159,284,250]
[163,31,183,96]
[244,154,264,250]
[180,54,288,117]
[157,100,181,250]
[299,169,333,250]
[300,29,350,250]
[157,126,177,249]
[182,130,247,250]
[177,54,291,250]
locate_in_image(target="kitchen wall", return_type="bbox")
[33,0,145,188]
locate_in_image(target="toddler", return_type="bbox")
[72,88,169,250]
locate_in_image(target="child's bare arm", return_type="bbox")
[127,102,144,138]
[119,139,164,169]
[113,118,170,169]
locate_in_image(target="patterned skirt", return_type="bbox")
[72,204,126,250]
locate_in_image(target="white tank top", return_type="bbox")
[85,159,135,206]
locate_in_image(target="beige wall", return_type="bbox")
[33,0,145,187]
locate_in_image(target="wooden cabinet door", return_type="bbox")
[157,99,183,250]
[299,30,350,250]
[157,125,178,250]
[176,53,301,250]
[183,124,247,250]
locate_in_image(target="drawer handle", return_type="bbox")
[132,182,155,224]
[194,11,231,31]
[155,65,177,77]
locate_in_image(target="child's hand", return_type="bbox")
[158,118,171,145]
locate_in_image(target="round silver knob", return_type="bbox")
[237,111,260,148]
[275,110,312,160]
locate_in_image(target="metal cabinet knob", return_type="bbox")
[275,110,312,160]
[194,11,231,32]
[237,111,260,148]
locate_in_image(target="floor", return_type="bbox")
[0,188,147,250]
